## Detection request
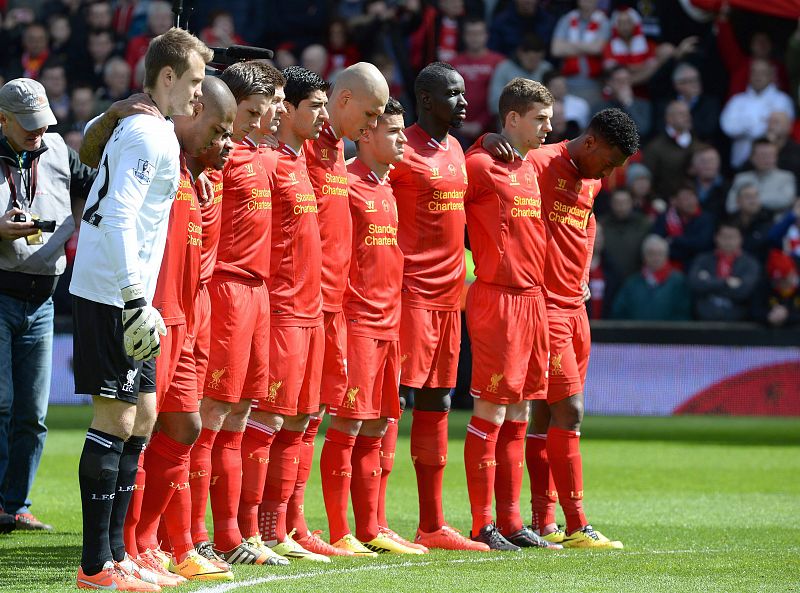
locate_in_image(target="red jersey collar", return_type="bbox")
[414,124,451,151]
[278,141,303,157]
[352,157,389,185]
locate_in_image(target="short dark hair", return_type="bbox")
[588,108,639,157]
[281,66,329,107]
[717,218,742,233]
[382,96,404,118]
[414,62,458,98]
[752,137,775,150]
[518,33,545,54]
[143,27,212,90]
[219,61,278,103]
[498,78,553,124]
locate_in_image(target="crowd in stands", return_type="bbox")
[2,0,799,327]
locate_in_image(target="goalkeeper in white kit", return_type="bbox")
[69,27,212,591]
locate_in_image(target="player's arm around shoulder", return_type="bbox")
[95,115,175,230]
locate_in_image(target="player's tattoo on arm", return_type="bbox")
[79,94,162,168]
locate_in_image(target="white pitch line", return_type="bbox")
[194,547,799,593]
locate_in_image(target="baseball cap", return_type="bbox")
[0,78,57,131]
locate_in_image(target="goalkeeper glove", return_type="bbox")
[121,284,166,361]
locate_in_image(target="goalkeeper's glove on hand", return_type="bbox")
[121,284,166,361]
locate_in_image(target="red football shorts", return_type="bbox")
[331,333,401,421]
[204,276,270,403]
[319,310,348,407]
[252,323,324,416]
[466,281,548,405]
[160,330,200,413]
[546,307,591,403]
[155,322,186,405]
[399,304,460,389]
[193,283,211,399]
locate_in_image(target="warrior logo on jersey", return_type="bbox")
[550,353,563,376]
[343,386,359,408]
[121,368,138,393]
[508,173,519,186]
[321,148,330,161]
[556,178,567,191]
[486,373,503,393]
[133,159,154,185]
[288,172,299,185]
[429,167,442,180]
[208,368,226,390]
[244,163,255,177]
[267,381,283,403]
[365,200,377,213]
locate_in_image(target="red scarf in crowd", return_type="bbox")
[664,205,700,238]
[605,8,651,67]
[715,250,740,279]
[561,9,606,78]
[642,263,673,287]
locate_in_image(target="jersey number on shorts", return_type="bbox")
[82,154,110,227]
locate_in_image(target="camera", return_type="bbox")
[13,213,56,233]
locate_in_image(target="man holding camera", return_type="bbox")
[0,77,96,533]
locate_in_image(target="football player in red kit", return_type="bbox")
[389,62,488,552]
[463,79,561,552]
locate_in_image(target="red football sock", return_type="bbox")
[209,429,244,552]
[351,434,382,542]
[164,481,193,562]
[495,420,527,535]
[287,415,321,536]
[123,452,145,556]
[411,409,448,532]
[526,433,557,532]
[238,419,277,539]
[259,429,303,543]
[377,416,399,527]
[464,416,501,535]
[189,427,216,544]
[547,426,586,534]
[136,432,191,552]
[319,428,356,543]
[157,519,172,554]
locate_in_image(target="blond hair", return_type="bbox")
[144,27,213,90]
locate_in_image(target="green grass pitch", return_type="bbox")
[1,407,798,593]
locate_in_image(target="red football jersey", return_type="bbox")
[343,159,404,340]
[465,146,546,291]
[153,155,202,326]
[268,143,323,327]
[305,122,351,312]
[214,138,276,282]
[389,124,467,311]
[199,168,223,286]
[529,141,601,310]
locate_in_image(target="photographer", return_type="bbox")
[0,78,95,532]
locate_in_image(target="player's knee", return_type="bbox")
[160,412,202,445]
[283,413,310,432]
[330,415,361,436]
[362,417,388,437]
[552,395,583,431]
[414,387,452,412]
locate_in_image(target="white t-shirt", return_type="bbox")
[70,114,180,307]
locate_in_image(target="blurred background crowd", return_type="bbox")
[2,0,799,327]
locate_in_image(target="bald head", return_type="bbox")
[199,76,237,121]
[329,62,390,140]
[175,76,237,158]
